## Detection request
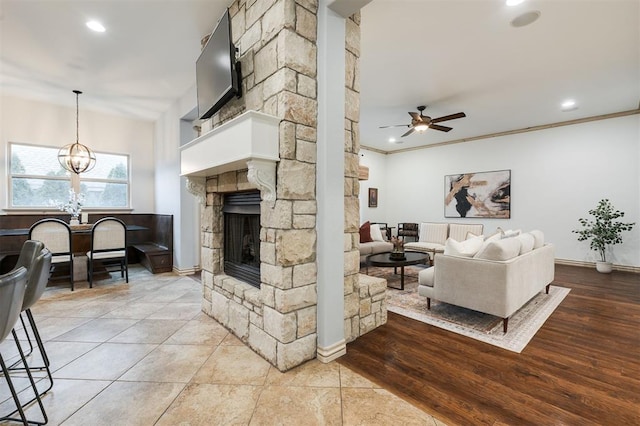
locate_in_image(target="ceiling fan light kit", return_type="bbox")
[380,105,467,138]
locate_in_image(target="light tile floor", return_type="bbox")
[1,266,446,425]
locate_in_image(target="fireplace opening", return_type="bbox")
[223,191,261,288]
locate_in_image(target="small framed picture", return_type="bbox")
[368,188,378,208]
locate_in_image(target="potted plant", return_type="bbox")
[573,199,635,273]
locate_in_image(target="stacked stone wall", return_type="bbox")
[342,12,385,342]
[200,0,319,372]
[199,0,385,371]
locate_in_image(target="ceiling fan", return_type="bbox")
[380,106,466,137]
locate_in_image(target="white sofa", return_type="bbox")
[359,223,393,262]
[360,241,393,262]
[418,230,555,332]
[405,223,484,262]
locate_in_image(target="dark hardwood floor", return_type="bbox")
[338,265,640,425]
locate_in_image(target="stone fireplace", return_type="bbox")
[222,191,261,288]
[181,0,386,372]
[183,111,320,371]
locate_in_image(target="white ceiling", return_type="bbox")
[0,0,229,120]
[1,0,639,152]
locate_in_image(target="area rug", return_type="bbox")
[363,265,570,353]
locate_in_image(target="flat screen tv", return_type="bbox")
[196,8,242,120]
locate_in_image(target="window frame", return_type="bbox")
[7,141,132,211]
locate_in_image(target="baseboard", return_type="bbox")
[555,258,640,274]
[173,266,201,276]
[317,339,347,363]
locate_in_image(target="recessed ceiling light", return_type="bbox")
[86,20,106,32]
[561,99,578,111]
[388,137,396,143]
[510,10,541,27]
[506,0,526,6]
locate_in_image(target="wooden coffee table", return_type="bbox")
[366,252,429,290]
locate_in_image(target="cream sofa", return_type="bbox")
[359,223,393,262]
[360,241,393,262]
[418,231,555,332]
[405,223,484,262]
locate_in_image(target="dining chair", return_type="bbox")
[87,217,128,288]
[10,240,45,357]
[9,248,54,397]
[29,218,74,290]
[0,266,48,426]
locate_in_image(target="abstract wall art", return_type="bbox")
[444,170,511,218]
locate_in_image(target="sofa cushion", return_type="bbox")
[444,235,484,257]
[368,241,394,255]
[370,223,385,242]
[516,233,535,255]
[359,221,373,243]
[418,223,449,245]
[359,243,373,256]
[404,242,445,253]
[529,230,545,249]
[474,237,521,261]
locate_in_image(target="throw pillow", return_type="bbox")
[515,233,535,255]
[529,230,545,249]
[444,235,484,257]
[359,221,373,243]
[501,229,522,239]
[474,238,521,261]
[370,223,385,242]
[475,231,501,255]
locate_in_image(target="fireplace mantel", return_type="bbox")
[180,110,280,178]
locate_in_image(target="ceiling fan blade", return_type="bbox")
[408,112,420,121]
[431,112,466,123]
[379,124,410,129]
[429,124,453,132]
[401,127,416,137]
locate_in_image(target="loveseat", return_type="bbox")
[359,222,393,262]
[418,230,555,332]
[405,222,484,263]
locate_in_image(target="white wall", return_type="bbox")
[358,149,388,224]
[0,95,155,212]
[153,86,200,273]
[364,114,640,267]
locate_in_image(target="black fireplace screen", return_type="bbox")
[223,191,261,288]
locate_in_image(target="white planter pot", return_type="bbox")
[595,261,613,274]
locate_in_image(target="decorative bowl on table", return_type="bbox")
[389,251,406,261]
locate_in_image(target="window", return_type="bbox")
[9,142,130,209]
[79,152,129,208]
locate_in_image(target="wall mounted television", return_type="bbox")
[196,8,242,120]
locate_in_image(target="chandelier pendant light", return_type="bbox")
[58,90,96,174]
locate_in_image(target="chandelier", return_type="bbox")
[58,90,96,174]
